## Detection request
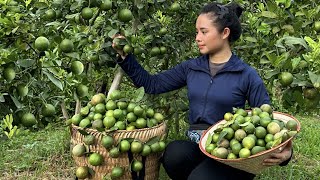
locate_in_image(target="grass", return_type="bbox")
[0,114,319,180]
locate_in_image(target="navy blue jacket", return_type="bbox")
[118,53,270,126]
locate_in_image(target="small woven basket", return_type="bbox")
[199,111,301,175]
[70,122,167,180]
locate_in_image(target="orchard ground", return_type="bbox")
[0,114,319,180]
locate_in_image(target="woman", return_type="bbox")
[113,2,293,180]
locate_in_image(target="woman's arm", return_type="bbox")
[117,54,188,94]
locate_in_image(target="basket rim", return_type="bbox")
[199,111,301,162]
[71,121,167,133]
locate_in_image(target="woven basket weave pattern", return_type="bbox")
[71,122,167,180]
[199,112,300,175]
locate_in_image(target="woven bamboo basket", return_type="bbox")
[199,111,301,175]
[70,122,167,180]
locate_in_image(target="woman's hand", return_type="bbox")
[262,140,292,166]
[112,34,127,60]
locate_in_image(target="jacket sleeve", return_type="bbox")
[245,68,271,107]
[117,54,188,94]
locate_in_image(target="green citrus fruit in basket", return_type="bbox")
[255,126,267,139]
[101,135,114,149]
[239,148,251,158]
[141,144,152,156]
[115,121,126,130]
[234,129,246,141]
[260,104,273,114]
[267,122,281,135]
[150,142,161,153]
[215,147,228,159]
[76,166,89,179]
[286,120,298,131]
[136,118,147,129]
[205,143,216,154]
[109,147,121,158]
[131,160,143,172]
[119,140,131,152]
[92,119,103,129]
[79,118,91,128]
[103,116,116,129]
[159,141,166,151]
[83,135,95,145]
[111,167,124,179]
[242,137,255,150]
[131,141,143,153]
[72,144,86,157]
[106,100,117,110]
[88,153,103,166]
[154,112,164,123]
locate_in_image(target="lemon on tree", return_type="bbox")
[45,9,56,20]
[118,9,133,22]
[71,61,84,75]
[21,112,37,127]
[170,2,181,12]
[17,84,28,97]
[279,72,293,87]
[76,84,89,98]
[42,104,56,117]
[60,39,74,53]
[35,36,49,51]
[81,7,93,20]
[100,0,112,11]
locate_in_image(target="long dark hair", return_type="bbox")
[200,2,243,43]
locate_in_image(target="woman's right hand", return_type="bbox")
[112,34,127,60]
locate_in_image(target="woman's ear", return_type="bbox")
[222,27,230,40]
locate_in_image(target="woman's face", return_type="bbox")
[195,14,229,55]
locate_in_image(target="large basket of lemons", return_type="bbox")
[69,90,167,180]
[199,104,300,175]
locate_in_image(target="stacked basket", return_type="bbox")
[199,111,300,175]
[71,122,167,180]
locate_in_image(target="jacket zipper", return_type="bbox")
[201,77,213,118]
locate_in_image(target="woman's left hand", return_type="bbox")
[262,140,292,166]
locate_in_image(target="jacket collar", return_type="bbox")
[191,52,246,74]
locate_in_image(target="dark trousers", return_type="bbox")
[161,140,256,180]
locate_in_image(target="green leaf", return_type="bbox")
[78,129,89,136]
[108,29,119,38]
[239,122,250,127]
[205,132,212,147]
[276,36,309,50]
[134,87,145,102]
[291,57,301,70]
[17,59,36,68]
[43,70,63,90]
[145,136,160,145]
[308,71,320,84]
[244,37,257,43]
[65,52,80,59]
[10,95,23,109]
[217,131,227,145]
[265,69,280,79]
[261,11,278,18]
